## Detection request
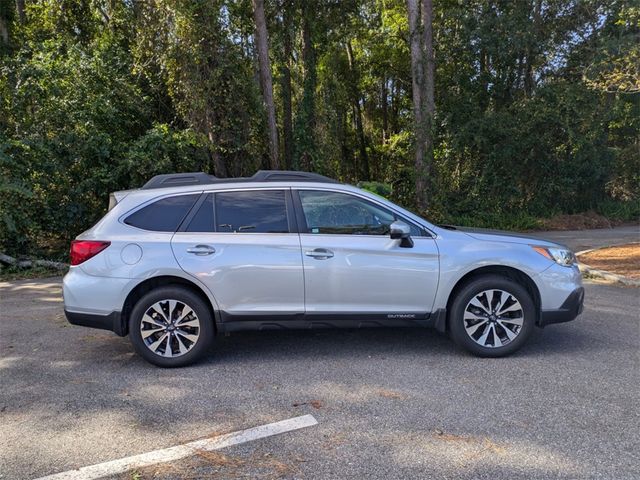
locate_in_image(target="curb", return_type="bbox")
[576,243,640,287]
[578,263,640,286]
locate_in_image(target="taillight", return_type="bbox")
[70,240,111,265]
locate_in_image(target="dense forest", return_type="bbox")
[0,0,638,257]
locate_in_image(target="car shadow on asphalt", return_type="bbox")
[199,322,599,365]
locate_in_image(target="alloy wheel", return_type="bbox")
[140,299,201,357]
[463,289,524,348]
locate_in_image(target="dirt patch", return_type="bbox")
[540,211,614,231]
[432,429,507,466]
[377,388,407,400]
[578,244,640,279]
[121,450,299,480]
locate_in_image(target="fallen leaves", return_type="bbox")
[292,400,323,409]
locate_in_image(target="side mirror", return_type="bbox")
[390,221,414,248]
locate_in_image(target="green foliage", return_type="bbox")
[582,4,640,94]
[0,0,638,257]
[440,212,543,232]
[121,124,210,189]
[135,0,267,177]
[595,200,640,223]
[0,136,33,251]
[0,4,150,252]
[358,181,392,198]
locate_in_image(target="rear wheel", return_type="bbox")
[129,286,214,367]
[449,275,535,357]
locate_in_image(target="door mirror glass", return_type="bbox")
[390,221,414,248]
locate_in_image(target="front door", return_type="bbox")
[294,189,439,318]
[171,189,304,321]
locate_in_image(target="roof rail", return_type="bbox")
[141,172,218,190]
[141,170,338,189]
[251,170,338,183]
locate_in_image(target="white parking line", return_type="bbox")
[35,414,318,480]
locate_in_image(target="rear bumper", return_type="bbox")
[539,287,584,327]
[65,309,126,336]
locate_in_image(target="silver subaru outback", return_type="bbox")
[63,170,584,367]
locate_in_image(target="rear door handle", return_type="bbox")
[305,248,334,259]
[186,244,216,256]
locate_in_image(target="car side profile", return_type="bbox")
[63,170,584,367]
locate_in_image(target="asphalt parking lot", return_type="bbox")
[1,276,638,480]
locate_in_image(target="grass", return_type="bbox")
[0,265,67,282]
[595,199,640,223]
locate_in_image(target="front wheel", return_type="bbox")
[129,286,214,367]
[449,275,535,357]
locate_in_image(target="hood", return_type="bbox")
[441,225,566,249]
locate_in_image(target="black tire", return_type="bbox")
[129,286,215,367]
[449,275,535,357]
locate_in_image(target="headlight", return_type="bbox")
[532,246,576,266]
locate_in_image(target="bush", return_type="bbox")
[596,200,640,223]
[0,137,34,252]
[358,181,392,199]
[120,124,210,189]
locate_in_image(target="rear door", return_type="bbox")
[171,188,304,321]
[294,189,439,318]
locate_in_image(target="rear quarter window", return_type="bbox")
[124,194,199,232]
[185,194,214,232]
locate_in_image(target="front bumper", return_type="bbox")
[539,287,584,327]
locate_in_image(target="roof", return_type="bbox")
[141,170,339,190]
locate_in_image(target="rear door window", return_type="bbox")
[215,190,289,233]
[124,194,199,232]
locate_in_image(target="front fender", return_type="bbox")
[432,235,552,310]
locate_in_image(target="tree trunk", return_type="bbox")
[421,0,435,118]
[339,109,351,179]
[381,77,389,143]
[15,0,26,24]
[524,0,541,97]
[390,78,399,134]
[252,0,279,169]
[420,0,435,208]
[406,0,427,209]
[301,14,316,131]
[515,52,524,92]
[294,9,317,171]
[207,122,227,177]
[280,3,293,170]
[346,40,370,181]
[0,14,8,46]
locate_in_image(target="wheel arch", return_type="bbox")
[120,275,219,336]
[444,265,541,330]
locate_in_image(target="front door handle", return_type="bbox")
[186,244,216,256]
[305,248,334,259]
